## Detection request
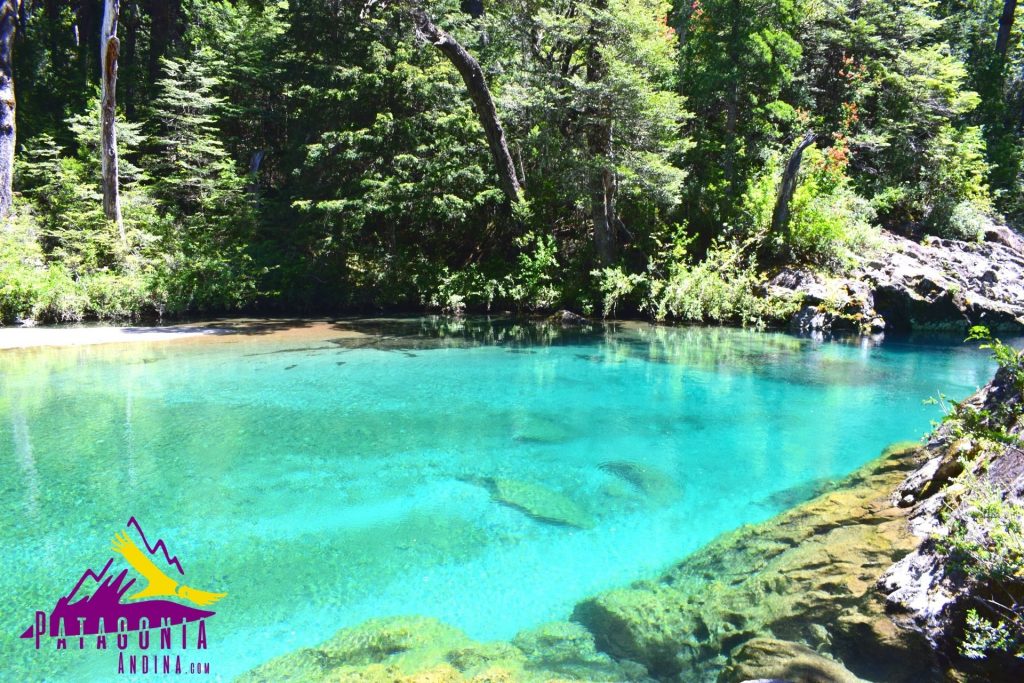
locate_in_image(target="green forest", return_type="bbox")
[0,0,1021,324]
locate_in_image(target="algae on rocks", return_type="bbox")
[573,442,938,683]
[484,477,596,529]
[235,616,651,683]
[237,442,941,683]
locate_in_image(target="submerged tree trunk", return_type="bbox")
[411,8,521,204]
[996,0,1017,61]
[0,1,15,219]
[770,132,817,242]
[586,0,616,267]
[101,0,124,240]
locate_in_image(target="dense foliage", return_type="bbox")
[0,0,1021,323]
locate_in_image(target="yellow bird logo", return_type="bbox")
[111,531,227,608]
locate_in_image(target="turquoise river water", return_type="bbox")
[0,318,1004,681]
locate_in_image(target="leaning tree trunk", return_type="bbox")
[101,0,124,241]
[585,0,617,267]
[769,132,817,244]
[411,8,521,204]
[997,0,1018,61]
[0,1,16,219]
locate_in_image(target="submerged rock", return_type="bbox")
[511,416,576,445]
[754,476,839,510]
[236,615,652,682]
[511,621,650,680]
[717,637,862,683]
[235,616,473,683]
[598,461,680,504]
[574,443,938,683]
[461,476,595,529]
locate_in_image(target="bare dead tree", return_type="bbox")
[101,0,124,241]
[0,0,15,218]
[770,132,817,243]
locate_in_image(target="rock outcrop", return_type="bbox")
[770,228,1024,334]
[716,637,862,683]
[877,362,1024,681]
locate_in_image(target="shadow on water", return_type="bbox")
[120,318,319,337]
[248,316,995,392]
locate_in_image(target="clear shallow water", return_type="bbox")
[0,318,1001,681]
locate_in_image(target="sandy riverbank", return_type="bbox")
[0,318,371,350]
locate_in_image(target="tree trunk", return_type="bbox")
[587,116,616,267]
[589,155,616,267]
[997,0,1017,60]
[586,0,616,267]
[410,7,521,204]
[770,132,816,241]
[101,0,124,240]
[723,0,741,201]
[76,0,100,86]
[0,1,15,219]
[123,0,139,118]
[144,0,181,85]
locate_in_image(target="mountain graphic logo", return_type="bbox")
[21,517,227,645]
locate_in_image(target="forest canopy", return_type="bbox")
[0,0,1021,323]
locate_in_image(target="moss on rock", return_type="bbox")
[235,615,650,682]
[573,442,938,682]
[238,442,943,683]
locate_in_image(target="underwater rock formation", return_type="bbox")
[598,461,680,504]
[235,616,651,682]
[239,370,1024,683]
[488,477,595,529]
[574,443,937,683]
[239,443,942,683]
[459,476,595,529]
[716,637,861,683]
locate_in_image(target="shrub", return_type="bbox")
[593,266,647,318]
[30,265,89,323]
[742,146,879,272]
[423,231,562,315]
[0,209,47,324]
[646,242,800,327]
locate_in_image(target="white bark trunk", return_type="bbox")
[0,1,16,219]
[101,0,124,240]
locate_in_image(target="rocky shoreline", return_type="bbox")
[768,227,1024,336]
